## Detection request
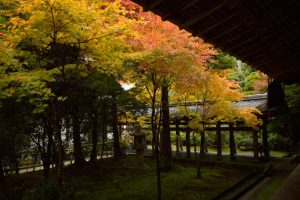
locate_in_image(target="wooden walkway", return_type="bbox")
[270,164,300,200]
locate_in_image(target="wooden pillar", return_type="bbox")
[216,122,222,160]
[229,123,236,161]
[262,119,270,160]
[253,130,259,159]
[185,118,191,158]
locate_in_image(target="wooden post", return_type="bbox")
[253,130,259,159]
[229,123,236,161]
[262,119,270,160]
[216,122,222,160]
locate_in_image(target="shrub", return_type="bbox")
[237,138,254,151]
[268,134,293,151]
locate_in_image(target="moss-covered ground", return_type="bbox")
[4,156,250,200]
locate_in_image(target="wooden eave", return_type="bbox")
[132,0,300,84]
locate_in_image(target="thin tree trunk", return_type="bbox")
[148,76,161,200]
[196,152,202,179]
[14,158,19,175]
[72,112,85,166]
[160,82,172,170]
[229,123,236,161]
[44,120,53,178]
[193,132,196,156]
[112,93,121,159]
[154,120,161,200]
[200,131,205,154]
[100,109,107,159]
[151,93,157,158]
[90,110,99,162]
[216,122,222,160]
[185,118,191,158]
[175,118,180,156]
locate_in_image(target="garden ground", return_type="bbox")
[4,156,252,200]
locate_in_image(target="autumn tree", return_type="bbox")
[2,0,134,182]
[175,69,262,178]
[132,11,215,167]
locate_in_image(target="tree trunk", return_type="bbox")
[192,131,201,178]
[14,157,19,175]
[0,157,5,198]
[262,120,269,160]
[253,130,259,159]
[100,107,107,159]
[175,118,180,156]
[185,118,191,158]
[160,82,172,170]
[229,123,236,161]
[150,91,161,199]
[52,104,63,183]
[43,120,53,178]
[112,93,121,159]
[200,131,205,154]
[216,122,222,160]
[196,153,202,179]
[0,158,4,183]
[72,112,85,166]
[151,93,157,158]
[90,110,99,162]
[154,120,161,200]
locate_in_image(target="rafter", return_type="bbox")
[210,22,243,41]
[197,13,238,35]
[181,0,200,12]
[182,0,231,28]
[131,0,300,83]
[147,0,164,10]
[162,1,197,20]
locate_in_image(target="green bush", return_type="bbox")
[268,134,293,151]
[237,138,254,151]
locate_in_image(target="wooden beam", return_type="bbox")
[181,0,200,12]
[165,127,255,132]
[182,0,232,28]
[196,13,238,35]
[210,22,243,41]
[240,46,295,70]
[140,126,256,132]
[228,14,296,53]
[162,1,195,20]
[148,0,164,9]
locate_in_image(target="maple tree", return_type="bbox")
[124,9,217,197]
[1,0,135,181]
[175,68,262,178]
[133,11,216,161]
